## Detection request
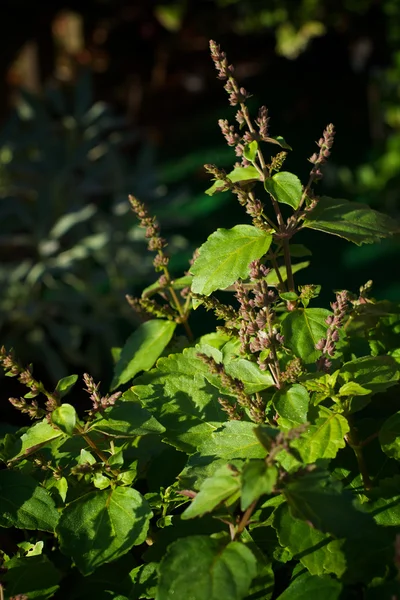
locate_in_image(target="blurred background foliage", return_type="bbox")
[0,0,399,385]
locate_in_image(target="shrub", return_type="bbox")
[0,41,400,600]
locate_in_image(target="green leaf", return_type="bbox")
[191,225,272,296]
[8,420,64,463]
[338,355,399,395]
[0,470,59,531]
[279,291,299,302]
[112,320,176,389]
[182,464,241,519]
[156,536,257,600]
[364,476,400,526]
[264,172,302,210]
[197,421,266,460]
[273,384,309,429]
[276,570,342,600]
[241,460,278,510]
[267,135,292,150]
[57,487,152,575]
[243,141,258,162]
[51,403,77,436]
[131,349,227,452]
[55,374,78,398]
[205,165,260,196]
[303,196,399,245]
[90,399,165,438]
[128,562,158,599]
[379,412,400,460]
[272,503,346,578]
[281,308,331,364]
[224,358,275,393]
[2,554,61,600]
[291,406,349,463]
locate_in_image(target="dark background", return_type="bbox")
[0,0,399,406]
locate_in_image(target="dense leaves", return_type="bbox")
[1,39,400,600]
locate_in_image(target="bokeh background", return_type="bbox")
[0,0,399,393]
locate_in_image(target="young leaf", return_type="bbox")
[128,562,158,599]
[264,172,302,210]
[55,374,78,398]
[243,140,258,163]
[156,536,257,600]
[51,403,77,436]
[182,464,241,519]
[281,308,331,364]
[241,460,278,510]
[57,487,152,575]
[275,570,342,600]
[112,319,176,389]
[191,225,272,296]
[291,406,349,463]
[205,165,260,196]
[302,196,399,245]
[0,470,59,531]
[273,384,309,429]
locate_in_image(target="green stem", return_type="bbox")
[282,239,295,292]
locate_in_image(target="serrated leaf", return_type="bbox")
[272,503,346,578]
[182,464,241,519]
[264,172,302,210]
[303,196,399,245]
[281,308,331,364]
[57,487,152,575]
[2,554,61,600]
[51,403,77,436]
[131,349,227,453]
[241,461,278,510]
[205,165,260,196]
[90,399,165,438]
[191,225,272,296]
[55,374,78,398]
[0,470,59,531]
[156,536,257,600]
[112,320,176,389]
[276,570,342,600]
[197,421,266,460]
[8,420,64,463]
[291,406,349,463]
[273,384,309,429]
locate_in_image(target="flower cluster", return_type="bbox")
[198,353,265,423]
[129,195,169,273]
[308,123,335,181]
[316,290,350,371]
[83,373,122,417]
[235,260,283,385]
[0,346,59,416]
[192,293,238,330]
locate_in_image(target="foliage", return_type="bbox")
[0,73,205,381]
[1,41,400,600]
